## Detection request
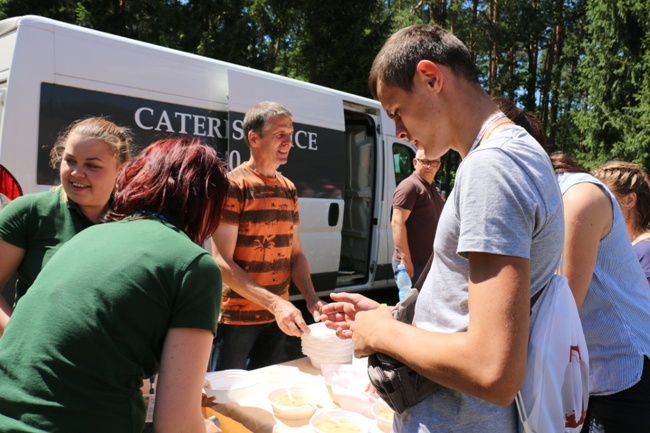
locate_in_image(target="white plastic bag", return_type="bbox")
[516,274,589,433]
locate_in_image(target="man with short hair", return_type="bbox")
[391,148,444,284]
[209,101,325,371]
[321,24,564,432]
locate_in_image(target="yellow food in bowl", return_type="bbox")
[271,393,312,407]
[314,420,364,433]
[371,400,394,433]
[268,387,320,420]
[376,407,394,421]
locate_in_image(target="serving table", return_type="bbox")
[203,357,384,433]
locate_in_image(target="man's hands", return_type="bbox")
[306,297,327,323]
[401,256,415,279]
[319,292,381,339]
[273,299,311,337]
[349,306,394,357]
[273,295,327,337]
[320,292,394,357]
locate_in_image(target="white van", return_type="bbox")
[0,15,417,298]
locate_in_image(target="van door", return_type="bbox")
[337,110,380,288]
[374,133,418,289]
[227,70,346,294]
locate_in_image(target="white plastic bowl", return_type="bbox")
[304,353,353,370]
[267,386,321,420]
[371,399,394,433]
[204,369,257,403]
[302,323,353,369]
[309,409,370,433]
[323,383,374,418]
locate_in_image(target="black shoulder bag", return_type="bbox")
[366,254,440,414]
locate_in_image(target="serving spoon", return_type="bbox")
[307,402,342,425]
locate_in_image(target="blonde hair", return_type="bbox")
[50,117,133,168]
[593,161,650,230]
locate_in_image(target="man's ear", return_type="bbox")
[416,60,443,92]
[247,131,259,148]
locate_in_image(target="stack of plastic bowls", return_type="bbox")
[204,369,257,403]
[301,322,353,369]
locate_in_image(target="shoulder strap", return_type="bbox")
[414,252,434,291]
[529,288,544,315]
[530,258,564,314]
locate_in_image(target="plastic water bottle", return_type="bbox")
[395,263,412,301]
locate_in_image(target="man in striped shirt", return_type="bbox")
[209,101,325,371]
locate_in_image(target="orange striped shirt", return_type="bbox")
[218,164,299,325]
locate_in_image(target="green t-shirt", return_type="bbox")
[0,188,94,306]
[0,217,221,433]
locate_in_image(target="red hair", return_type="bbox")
[104,138,229,244]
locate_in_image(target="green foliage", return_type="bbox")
[1,0,649,169]
[290,0,393,96]
[574,0,650,168]
[0,0,78,22]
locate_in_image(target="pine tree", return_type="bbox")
[574,0,650,168]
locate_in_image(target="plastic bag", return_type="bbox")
[515,274,589,433]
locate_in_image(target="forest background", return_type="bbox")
[2,0,649,190]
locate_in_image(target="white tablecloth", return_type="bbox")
[209,357,385,433]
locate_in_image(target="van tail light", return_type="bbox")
[0,164,22,200]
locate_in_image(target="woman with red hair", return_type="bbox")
[0,137,229,433]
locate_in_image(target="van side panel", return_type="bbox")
[36,83,230,185]
[0,15,409,297]
[51,21,229,109]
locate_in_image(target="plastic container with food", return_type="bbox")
[371,399,394,433]
[267,386,321,420]
[309,409,370,433]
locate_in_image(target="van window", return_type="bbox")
[392,143,415,185]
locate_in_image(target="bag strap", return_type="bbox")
[515,392,534,433]
[529,287,544,315]
[516,285,543,433]
[516,259,565,431]
[528,258,563,313]
[413,252,434,291]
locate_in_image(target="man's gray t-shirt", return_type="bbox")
[398,125,564,433]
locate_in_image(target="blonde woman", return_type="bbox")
[0,117,132,334]
[593,161,650,285]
